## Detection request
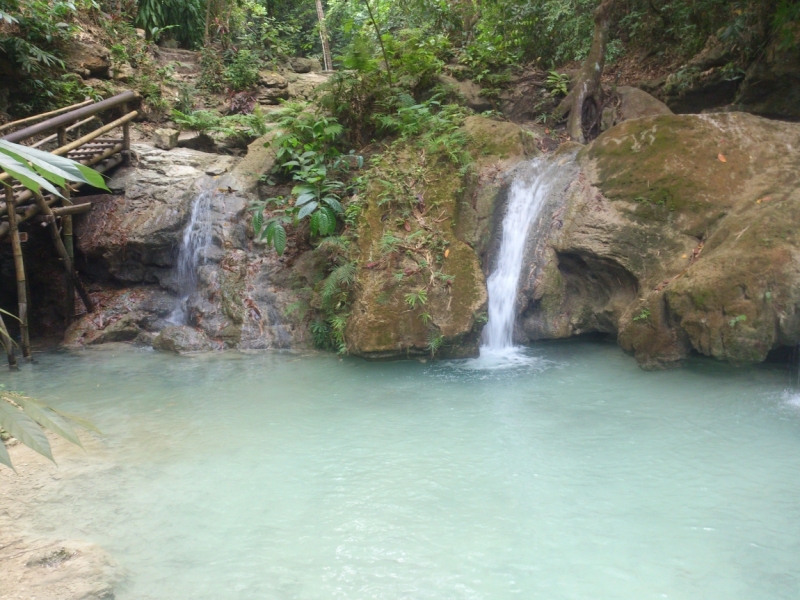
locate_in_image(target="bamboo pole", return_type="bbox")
[0,311,17,370]
[31,116,101,149]
[33,193,95,314]
[0,99,94,134]
[62,186,75,325]
[0,111,136,192]
[4,184,30,359]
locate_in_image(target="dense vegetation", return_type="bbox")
[0,0,797,355]
[0,0,797,117]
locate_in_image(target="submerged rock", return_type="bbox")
[511,112,800,368]
[152,325,214,353]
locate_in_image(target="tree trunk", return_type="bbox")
[315,0,333,72]
[555,0,616,143]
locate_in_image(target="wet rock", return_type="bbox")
[152,127,179,150]
[75,144,238,285]
[511,112,800,368]
[289,56,322,73]
[63,288,176,347]
[152,325,213,353]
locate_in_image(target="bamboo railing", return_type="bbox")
[0,91,138,367]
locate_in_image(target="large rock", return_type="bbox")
[62,36,111,78]
[510,112,800,368]
[286,72,329,102]
[76,144,238,285]
[289,57,322,73]
[152,325,214,353]
[68,140,298,352]
[736,31,800,120]
[345,115,538,359]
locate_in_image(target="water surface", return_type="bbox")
[6,341,800,599]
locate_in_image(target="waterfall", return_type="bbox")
[481,158,561,352]
[169,180,217,324]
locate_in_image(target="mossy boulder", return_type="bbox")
[514,112,800,368]
[346,115,536,359]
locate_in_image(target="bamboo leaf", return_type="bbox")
[14,396,82,448]
[0,154,63,198]
[0,438,13,471]
[51,408,102,434]
[0,399,54,462]
[0,307,21,323]
[0,141,108,191]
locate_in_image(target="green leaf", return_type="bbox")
[295,192,316,206]
[297,201,318,220]
[51,408,102,434]
[0,438,13,471]
[252,210,263,236]
[273,223,287,255]
[0,140,109,191]
[0,399,54,462]
[13,396,82,448]
[0,154,63,198]
[291,184,315,196]
[264,220,276,244]
[309,211,320,236]
[323,196,344,214]
[317,209,328,235]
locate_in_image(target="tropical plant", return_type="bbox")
[250,105,360,255]
[546,70,570,96]
[0,387,97,471]
[0,139,109,198]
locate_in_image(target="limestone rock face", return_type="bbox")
[345,115,538,359]
[68,141,300,352]
[511,112,800,368]
[75,144,238,285]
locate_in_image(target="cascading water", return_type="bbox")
[481,157,562,356]
[169,179,217,324]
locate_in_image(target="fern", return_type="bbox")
[321,262,357,308]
